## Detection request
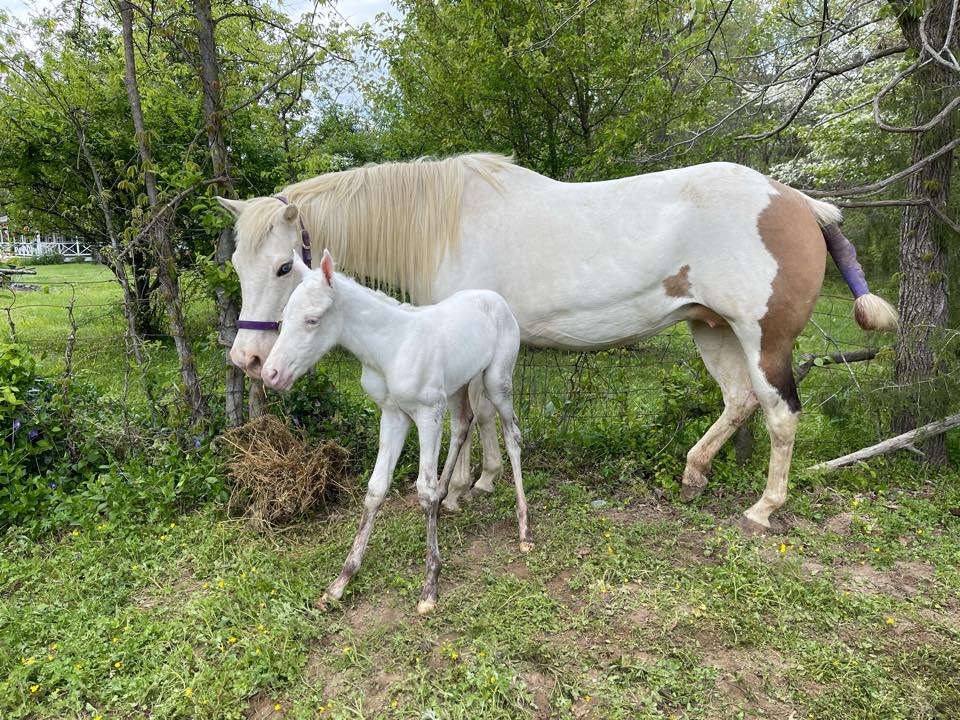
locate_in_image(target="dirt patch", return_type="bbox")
[244,692,283,720]
[522,670,557,719]
[342,596,405,633]
[363,669,402,713]
[545,569,577,604]
[702,647,796,720]
[839,560,935,598]
[134,568,204,610]
[824,511,853,535]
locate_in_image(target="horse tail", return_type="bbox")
[799,194,898,331]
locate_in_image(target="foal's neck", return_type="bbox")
[335,274,413,372]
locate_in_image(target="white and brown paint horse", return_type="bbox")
[221,154,897,531]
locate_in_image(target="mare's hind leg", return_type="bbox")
[740,346,801,530]
[438,386,474,501]
[444,376,501,511]
[470,390,503,495]
[682,321,759,500]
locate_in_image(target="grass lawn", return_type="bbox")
[3,262,957,719]
[2,458,959,719]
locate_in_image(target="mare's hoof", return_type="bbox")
[519,541,534,555]
[440,500,463,515]
[680,467,708,501]
[416,598,436,615]
[737,515,770,536]
[314,592,341,612]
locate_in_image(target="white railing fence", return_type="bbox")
[0,229,95,261]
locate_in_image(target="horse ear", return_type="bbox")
[320,249,334,286]
[216,197,247,219]
[281,203,299,223]
[292,253,311,281]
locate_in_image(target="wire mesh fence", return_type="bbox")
[2,261,956,457]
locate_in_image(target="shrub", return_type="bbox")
[0,341,227,535]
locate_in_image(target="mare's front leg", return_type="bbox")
[321,406,410,607]
[412,403,446,615]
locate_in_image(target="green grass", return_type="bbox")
[2,462,959,719]
[3,262,959,718]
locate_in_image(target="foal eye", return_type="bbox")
[304,316,319,326]
[276,262,292,277]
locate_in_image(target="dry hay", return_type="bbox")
[222,414,350,530]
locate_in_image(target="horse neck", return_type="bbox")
[334,274,413,371]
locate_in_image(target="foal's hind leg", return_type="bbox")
[682,321,759,500]
[483,362,532,552]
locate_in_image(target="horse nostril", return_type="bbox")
[247,355,262,372]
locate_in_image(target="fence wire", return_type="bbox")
[2,263,957,455]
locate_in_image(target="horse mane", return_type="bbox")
[266,153,513,302]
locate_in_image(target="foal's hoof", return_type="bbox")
[416,598,436,615]
[680,468,708,501]
[737,515,770,536]
[519,541,534,555]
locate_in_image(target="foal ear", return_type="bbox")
[320,249,334,287]
[216,197,247,219]
[281,203,299,223]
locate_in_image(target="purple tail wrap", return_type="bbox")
[822,224,869,298]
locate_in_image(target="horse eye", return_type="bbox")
[304,316,319,326]
[277,262,292,277]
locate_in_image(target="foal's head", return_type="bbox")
[218,196,307,378]
[261,251,340,392]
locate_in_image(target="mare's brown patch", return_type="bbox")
[663,265,692,297]
[757,181,826,411]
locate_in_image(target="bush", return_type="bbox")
[27,250,65,265]
[0,341,227,536]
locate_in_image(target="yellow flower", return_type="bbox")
[114,661,122,668]
[30,684,40,693]
[478,651,485,657]
[47,654,54,661]
[185,687,193,698]
[169,522,176,529]
[255,648,262,655]
[202,582,209,589]
[72,530,80,536]
[603,532,611,539]
[343,646,352,654]
[779,543,787,553]
[449,651,459,660]
[885,617,895,625]
[240,572,247,578]
[607,545,613,554]
[75,663,83,670]
[93,715,103,720]
[111,637,118,643]
[584,694,591,702]
[319,707,326,714]
[274,704,282,711]
[489,675,496,684]
[159,535,168,542]
[24,657,34,665]
[50,643,58,651]
[916,529,923,535]
[391,699,398,708]
[228,636,237,644]
[217,581,225,588]
[257,624,266,632]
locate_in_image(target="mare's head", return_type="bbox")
[218,196,306,378]
[261,251,341,392]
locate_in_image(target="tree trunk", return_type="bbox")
[890,0,958,466]
[193,0,253,426]
[118,0,206,423]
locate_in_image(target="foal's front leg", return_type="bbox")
[320,406,410,607]
[413,404,446,615]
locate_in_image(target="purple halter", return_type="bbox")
[235,195,312,332]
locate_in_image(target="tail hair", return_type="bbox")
[820,222,898,332]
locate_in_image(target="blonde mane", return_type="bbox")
[241,153,513,302]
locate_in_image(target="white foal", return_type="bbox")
[261,250,529,614]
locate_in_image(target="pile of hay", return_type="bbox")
[222,414,350,530]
